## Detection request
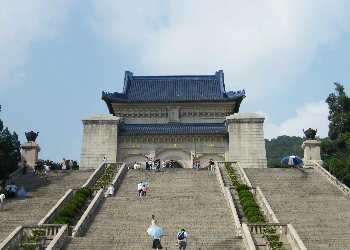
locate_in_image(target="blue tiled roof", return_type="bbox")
[118,123,228,136]
[102,70,245,104]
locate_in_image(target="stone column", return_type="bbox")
[226,113,267,168]
[301,140,322,168]
[21,142,41,167]
[80,114,123,170]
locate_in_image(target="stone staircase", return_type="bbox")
[244,168,350,250]
[63,168,245,250]
[0,169,93,242]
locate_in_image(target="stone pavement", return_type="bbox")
[244,168,350,250]
[63,168,245,250]
[0,169,93,242]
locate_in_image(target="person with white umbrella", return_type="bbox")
[147,225,163,250]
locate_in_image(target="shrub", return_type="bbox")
[248,215,265,223]
[68,200,83,210]
[19,243,37,250]
[262,227,276,234]
[54,217,72,224]
[64,203,78,214]
[240,197,255,205]
[236,184,250,192]
[76,187,92,198]
[242,201,259,211]
[264,234,280,241]
[238,190,253,199]
[267,241,283,249]
[240,198,257,208]
[244,207,260,217]
[246,210,263,220]
[32,229,45,237]
[74,192,86,200]
[58,208,75,219]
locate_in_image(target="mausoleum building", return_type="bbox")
[80,70,267,169]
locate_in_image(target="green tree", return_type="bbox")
[0,106,21,185]
[322,83,350,187]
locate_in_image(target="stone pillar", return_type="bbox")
[21,142,41,167]
[301,140,322,168]
[80,114,123,170]
[226,113,267,168]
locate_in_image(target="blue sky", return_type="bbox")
[1,1,349,163]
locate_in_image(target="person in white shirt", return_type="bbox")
[0,192,7,211]
[103,157,107,168]
[162,161,166,169]
[134,162,140,170]
[107,184,114,197]
[138,182,142,196]
[10,182,17,198]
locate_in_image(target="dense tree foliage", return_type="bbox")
[0,106,21,185]
[321,83,350,186]
[265,135,305,168]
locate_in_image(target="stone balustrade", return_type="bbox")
[38,189,74,225]
[241,223,256,250]
[235,161,252,187]
[245,223,307,250]
[82,163,107,188]
[312,161,350,196]
[72,189,104,237]
[0,165,24,186]
[0,224,67,250]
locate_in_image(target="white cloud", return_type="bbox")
[89,0,350,98]
[0,1,71,91]
[260,100,330,139]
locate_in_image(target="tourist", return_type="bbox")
[44,163,50,177]
[0,191,7,211]
[176,229,188,250]
[152,235,163,250]
[103,157,107,169]
[5,183,11,199]
[34,162,38,175]
[62,158,67,173]
[162,160,166,169]
[69,160,74,171]
[107,184,114,197]
[141,185,147,196]
[138,182,142,196]
[192,155,195,169]
[22,161,27,175]
[210,159,215,171]
[145,157,149,170]
[134,162,140,170]
[196,159,200,171]
[17,185,25,198]
[150,215,158,227]
[10,182,17,198]
[149,158,153,170]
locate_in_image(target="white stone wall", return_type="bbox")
[226,113,267,168]
[80,114,122,170]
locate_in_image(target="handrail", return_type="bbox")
[235,162,252,187]
[241,223,258,250]
[287,224,307,250]
[38,189,74,225]
[72,189,104,237]
[82,163,106,188]
[255,187,279,223]
[0,226,23,250]
[312,161,350,196]
[215,165,242,236]
[46,224,68,250]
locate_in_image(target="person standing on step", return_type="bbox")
[210,159,215,171]
[141,185,147,196]
[107,184,114,197]
[103,157,107,169]
[5,183,11,198]
[62,158,67,173]
[150,215,158,227]
[152,235,163,250]
[10,182,17,198]
[145,157,149,170]
[177,229,188,250]
[138,182,143,196]
[192,155,196,169]
[0,191,7,211]
[196,158,200,171]
[69,160,74,171]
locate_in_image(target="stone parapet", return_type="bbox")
[21,142,41,167]
[301,140,322,168]
[226,113,267,168]
[80,114,123,170]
